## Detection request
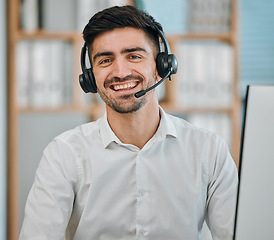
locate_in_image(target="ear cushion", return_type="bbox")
[156,52,169,78]
[87,68,97,93]
[79,68,97,93]
[168,54,178,75]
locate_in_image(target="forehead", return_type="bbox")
[90,27,156,56]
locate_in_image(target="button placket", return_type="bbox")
[136,152,149,238]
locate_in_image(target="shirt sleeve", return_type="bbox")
[205,136,238,240]
[19,139,79,240]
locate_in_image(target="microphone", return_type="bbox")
[135,70,171,98]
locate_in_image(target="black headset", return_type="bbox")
[79,28,178,98]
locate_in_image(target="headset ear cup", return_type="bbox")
[87,68,97,93]
[156,52,169,78]
[156,52,178,78]
[79,71,89,93]
[79,68,97,93]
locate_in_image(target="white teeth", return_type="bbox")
[113,82,137,91]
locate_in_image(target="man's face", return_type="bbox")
[90,27,161,114]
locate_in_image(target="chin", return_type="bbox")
[109,98,147,114]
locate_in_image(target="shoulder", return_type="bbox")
[54,118,101,145]
[43,118,103,161]
[165,113,229,162]
[166,113,221,142]
[167,113,237,178]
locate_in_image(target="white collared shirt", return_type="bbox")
[19,107,238,240]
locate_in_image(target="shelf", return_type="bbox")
[17,103,105,117]
[167,32,234,43]
[15,30,82,41]
[17,105,84,113]
[160,102,234,115]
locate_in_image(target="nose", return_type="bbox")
[110,57,132,79]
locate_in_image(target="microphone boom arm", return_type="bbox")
[134,70,171,98]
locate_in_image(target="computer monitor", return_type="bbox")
[233,85,274,239]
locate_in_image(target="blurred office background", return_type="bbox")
[1,0,7,239]
[1,0,274,239]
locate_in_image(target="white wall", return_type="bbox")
[0,0,7,239]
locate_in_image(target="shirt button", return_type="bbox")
[139,229,145,236]
[138,189,145,196]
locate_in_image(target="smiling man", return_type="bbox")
[19,5,238,240]
[92,28,158,114]
[90,26,161,149]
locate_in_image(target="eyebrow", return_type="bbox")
[93,47,148,62]
[93,51,113,62]
[121,47,148,54]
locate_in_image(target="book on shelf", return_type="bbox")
[47,41,66,107]
[176,40,233,109]
[16,40,74,108]
[20,0,39,32]
[29,40,48,107]
[20,0,128,32]
[16,40,31,107]
[63,42,74,105]
[137,0,189,34]
[188,0,231,33]
[20,0,76,32]
[77,0,129,31]
[42,0,77,32]
[136,0,231,34]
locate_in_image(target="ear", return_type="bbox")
[155,71,162,82]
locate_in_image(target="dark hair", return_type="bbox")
[82,5,163,54]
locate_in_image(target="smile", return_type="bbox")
[111,81,139,91]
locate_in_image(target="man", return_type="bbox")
[19,5,238,240]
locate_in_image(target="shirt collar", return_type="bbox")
[98,112,121,149]
[156,106,177,139]
[98,106,177,149]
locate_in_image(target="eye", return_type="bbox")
[99,58,112,65]
[129,54,142,61]
[130,55,140,59]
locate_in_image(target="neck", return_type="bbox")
[106,99,160,149]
